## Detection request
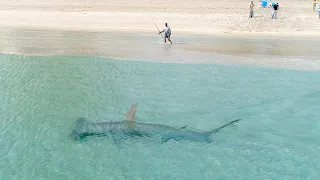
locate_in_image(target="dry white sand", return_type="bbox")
[0,0,320,69]
[1,0,320,36]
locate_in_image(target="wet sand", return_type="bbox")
[1,28,319,70]
[1,0,320,69]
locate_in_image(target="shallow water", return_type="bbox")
[1,29,320,70]
[0,54,319,179]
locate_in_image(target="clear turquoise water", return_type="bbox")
[0,54,319,179]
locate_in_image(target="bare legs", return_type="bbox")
[164,36,173,44]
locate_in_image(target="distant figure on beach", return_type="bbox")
[272,3,279,19]
[159,22,172,44]
[318,7,320,19]
[249,1,255,18]
[313,0,317,12]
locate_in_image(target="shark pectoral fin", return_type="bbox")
[125,103,138,121]
[180,125,188,129]
[161,137,170,143]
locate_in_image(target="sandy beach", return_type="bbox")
[1,0,320,69]
[1,0,320,35]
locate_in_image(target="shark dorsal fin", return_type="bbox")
[125,103,137,130]
[125,103,137,121]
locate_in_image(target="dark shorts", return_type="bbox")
[165,35,171,39]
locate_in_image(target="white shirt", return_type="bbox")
[164,27,171,36]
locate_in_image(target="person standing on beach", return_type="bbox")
[272,3,279,19]
[318,7,320,19]
[159,22,172,44]
[313,0,317,12]
[249,1,255,18]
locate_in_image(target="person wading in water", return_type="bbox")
[159,22,172,44]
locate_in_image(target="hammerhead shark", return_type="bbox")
[70,104,241,143]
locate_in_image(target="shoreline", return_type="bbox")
[1,0,320,70]
[2,51,320,71]
[2,25,320,40]
[0,28,319,70]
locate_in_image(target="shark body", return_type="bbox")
[70,104,241,143]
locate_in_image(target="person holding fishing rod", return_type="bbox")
[158,22,172,44]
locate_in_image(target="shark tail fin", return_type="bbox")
[70,117,89,141]
[206,119,242,136]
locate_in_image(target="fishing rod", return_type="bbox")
[149,13,163,38]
